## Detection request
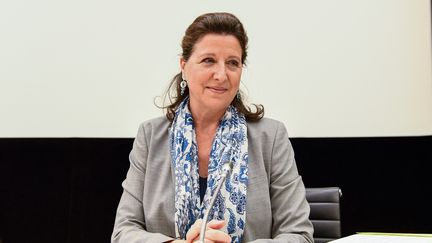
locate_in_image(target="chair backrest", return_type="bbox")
[306,187,342,243]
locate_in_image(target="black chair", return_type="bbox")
[306,187,342,243]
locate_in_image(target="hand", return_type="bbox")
[185,219,231,243]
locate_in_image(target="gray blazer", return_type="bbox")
[112,117,314,243]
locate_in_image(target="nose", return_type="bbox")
[213,63,228,81]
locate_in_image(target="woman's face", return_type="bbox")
[181,33,243,118]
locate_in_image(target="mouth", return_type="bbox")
[207,87,228,94]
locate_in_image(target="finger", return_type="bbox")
[206,219,226,230]
[186,219,202,242]
[204,229,231,243]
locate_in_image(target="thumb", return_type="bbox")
[206,219,226,229]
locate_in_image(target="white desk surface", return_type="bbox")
[330,234,432,243]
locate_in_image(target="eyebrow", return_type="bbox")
[197,53,215,58]
[197,53,241,61]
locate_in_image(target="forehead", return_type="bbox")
[191,33,242,57]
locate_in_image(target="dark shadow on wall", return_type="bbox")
[0,138,131,243]
[292,136,432,235]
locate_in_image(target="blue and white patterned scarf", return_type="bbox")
[169,98,249,243]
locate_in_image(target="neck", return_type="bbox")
[192,110,223,132]
[189,104,226,131]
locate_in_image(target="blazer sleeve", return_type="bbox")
[111,123,174,243]
[250,122,314,243]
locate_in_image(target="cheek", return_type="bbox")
[231,73,242,88]
[187,69,211,84]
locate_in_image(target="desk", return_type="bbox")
[330,233,432,243]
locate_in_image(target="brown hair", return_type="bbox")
[161,12,264,121]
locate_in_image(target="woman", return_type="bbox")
[112,12,314,243]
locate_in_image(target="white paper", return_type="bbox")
[330,234,432,243]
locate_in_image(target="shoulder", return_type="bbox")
[247,117,283,130]
[247,117,289,140]
[138,116,170,133]
[134,116,170,142]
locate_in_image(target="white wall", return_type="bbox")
[1,0,431,137]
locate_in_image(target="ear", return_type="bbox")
[180,57,186,73]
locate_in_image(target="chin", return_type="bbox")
[204,100,231,112]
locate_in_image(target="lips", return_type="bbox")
[207,87,228,93]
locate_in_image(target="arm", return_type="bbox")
[250,122,314,243]
[111,123,174,243]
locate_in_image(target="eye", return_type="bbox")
[227,59,241,68]
[201,57,215,64]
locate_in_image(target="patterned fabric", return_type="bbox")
[169,98,249,243]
